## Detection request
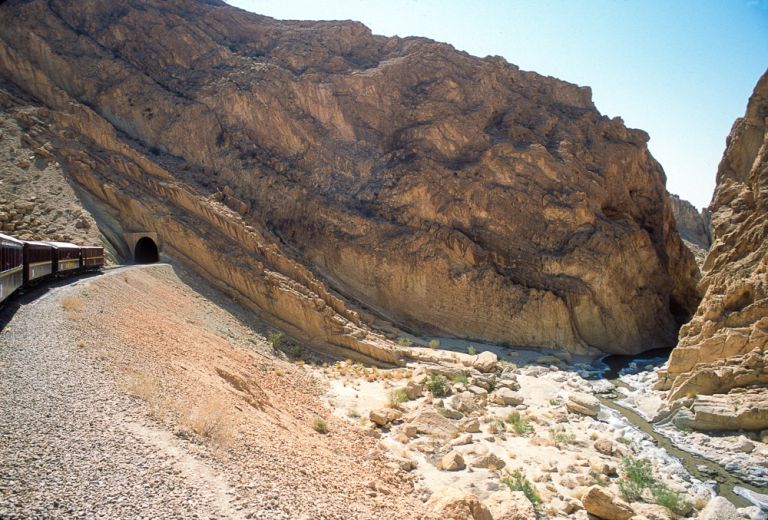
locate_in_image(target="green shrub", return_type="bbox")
[451,373,469,384]
[289,343,304,358]
[653,485,691,515]
[467,345,477,355]
[267,332,283,350]
[428,339,440,349]
[618,456,691,514]
[426,374,447,397]
[506,412,534,435]
[548,428,576,446]
[388,388,409,407]
[397,337,413,347]
[502,470,541,506]
[312,417,328,434]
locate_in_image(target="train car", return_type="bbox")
[81,246,105,271]
[0,233,23,304]
[46,242,82,275]
[22,241,54,284]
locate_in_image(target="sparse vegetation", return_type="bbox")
[590,471,608,487]
[426,374,447,397]
[388,388,409,407]
[466,345,477,355]
[618,436,635,446]
[618,456,691,515]
[451,373,469,384]
[506,411,533,435]
[181,397,233,446]
[289,343,304,358]
[548,427,576,446]
[61,295,84,313]
[549,398,560,406]
[312,416,328,434]
[267,331,284,350]
[428,339,440,349]
[397,337,413,347]
[503,470,541,506]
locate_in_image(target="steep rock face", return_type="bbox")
[0,0,699,354]
[668,193,712,266]
[657,72,768,401]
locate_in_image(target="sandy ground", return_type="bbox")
[0,263,432,519]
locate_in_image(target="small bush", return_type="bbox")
[653,485,691,515]
[549,398,560,406]
[503,470,541,506]
[388,388,409,407]
[428,339,440,349]
[451,373,469,384]
[267,332,284,350]
[312,417,328,434]
[467,345,477,355]
[426,374,447,397]
[182,398,233,447]
[61,295,84,313]
[549,428,576,446]
[397,337,413,347]
[618,456,690,514]
[506,412,533,435]
[289,343,304,358]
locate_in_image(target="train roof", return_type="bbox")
[0,233,23,246]
[43,241,81,250]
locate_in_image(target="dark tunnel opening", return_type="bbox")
[134,236,159,264]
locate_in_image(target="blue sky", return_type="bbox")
[225,0,767,209]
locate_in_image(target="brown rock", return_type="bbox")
[0,0,699,357]
[668,192,712,266]
[369,408,402,428]
[593,438,615,456]
[659,72,768,404]
[566,393,600,417]
[491,388,525,406]
[427,488,491,520]
[484,489,536,520]
[408,409,457,438]
[581,485,634,520]
[439,451,466,471]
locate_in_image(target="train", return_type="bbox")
[0,233,104,305]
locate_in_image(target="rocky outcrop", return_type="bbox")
[668,192,712,266]
[657,71,768,402]
[0,0,699,355]
[671,389,768,432]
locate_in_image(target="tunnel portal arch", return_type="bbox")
[134,236,159,263]
[124,232,160,264]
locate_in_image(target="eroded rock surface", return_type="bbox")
[0,0,698,355]
[658,72,768,404]
[669,192,712,266]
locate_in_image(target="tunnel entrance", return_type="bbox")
[134,236,159,263]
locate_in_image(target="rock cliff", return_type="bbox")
[657,72,768,411]
[668,193,712,266]
[0,0,699,356]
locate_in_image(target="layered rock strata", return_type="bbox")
[0,0,699,355]
[657,72,768,418]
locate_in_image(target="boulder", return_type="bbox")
[484,489,536,520]
[469,452,505,470]
[427,488,492,520]
[405,380,423,400]
[459,417,480,433]
[629,502,675,520]
[369,408,403,428]
[581,485,634,520]
[439,451,466,471]
[408,409,457,438]
[588,456,616,475]
[698,496,741,520]
[593,438,615,456]
[473,352,499,373]
[566,392,600,417]
[449,392,481,414]
[495,377,521,392]
[491,388,525,406]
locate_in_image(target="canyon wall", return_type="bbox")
[0,0,700,355]
[668,193,712,267]
[657,71,768,403]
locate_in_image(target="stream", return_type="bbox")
[599,351,765,510]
